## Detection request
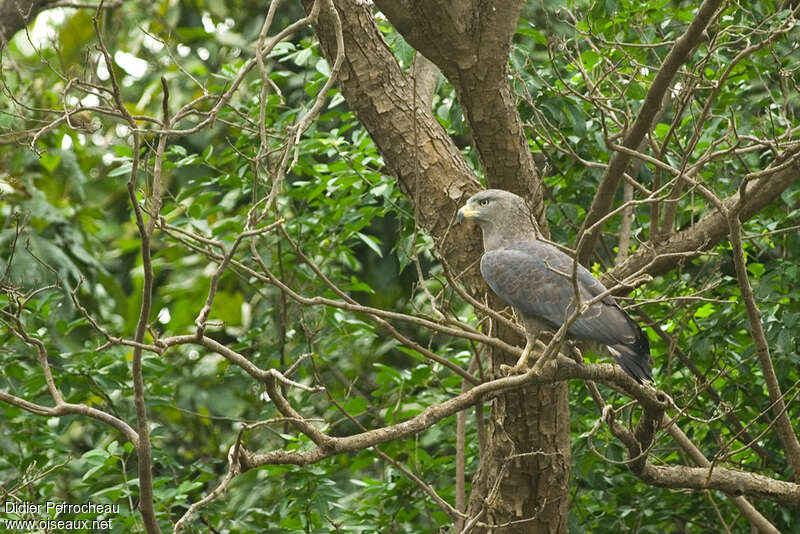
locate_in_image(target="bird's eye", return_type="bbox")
[478,199,489,207]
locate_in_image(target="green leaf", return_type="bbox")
[114,145,133,157]
[747,262,765,278]
[343,396,367,414]
[693,303,715,318]
[580,50,601,71]
[40,152,61,172]
[108,163,133,177]
[517,26,547,46]
[315,58,331,77]
[356,231,383,257]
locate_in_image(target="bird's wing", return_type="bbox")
[480,241,635,346]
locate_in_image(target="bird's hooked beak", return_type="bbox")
[457,203,478,224]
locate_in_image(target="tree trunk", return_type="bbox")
[374,0,549,229]
[467,331,570,533]
[0,0,50,49]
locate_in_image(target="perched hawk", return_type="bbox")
[457,189,652,382]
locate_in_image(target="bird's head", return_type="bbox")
[457,189,539,248]
[457,189,532,226]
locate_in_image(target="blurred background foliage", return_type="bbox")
[0,0,798,532]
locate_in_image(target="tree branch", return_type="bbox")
[638,463,799,509]
[664,417,781,534]
[229,357,800,509]
[604,153,800,288]
[0,391,139,445]
[411,52,439,111]
[242,356,666,465]
[577,0,722,264]
[93,4,162,529]
[727,211,800,481]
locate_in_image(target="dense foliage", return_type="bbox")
[1,1,798,532]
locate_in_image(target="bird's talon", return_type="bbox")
[499,363,527,376]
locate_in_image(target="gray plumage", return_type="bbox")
[457,189,652,382]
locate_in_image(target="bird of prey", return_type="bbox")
[457,189,653,382]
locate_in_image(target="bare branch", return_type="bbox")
[578,0,722,264]
[606,152,800,288]
[93,3,163,529]
[664,417,781,534]
[726,212,800,480]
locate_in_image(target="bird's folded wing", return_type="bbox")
[479,242,634,346]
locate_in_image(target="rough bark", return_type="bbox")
[410,52,439,110]
[306,1,569,531]
[466,348,570,532]
[0,0,50,49]
[373,0,549,232]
